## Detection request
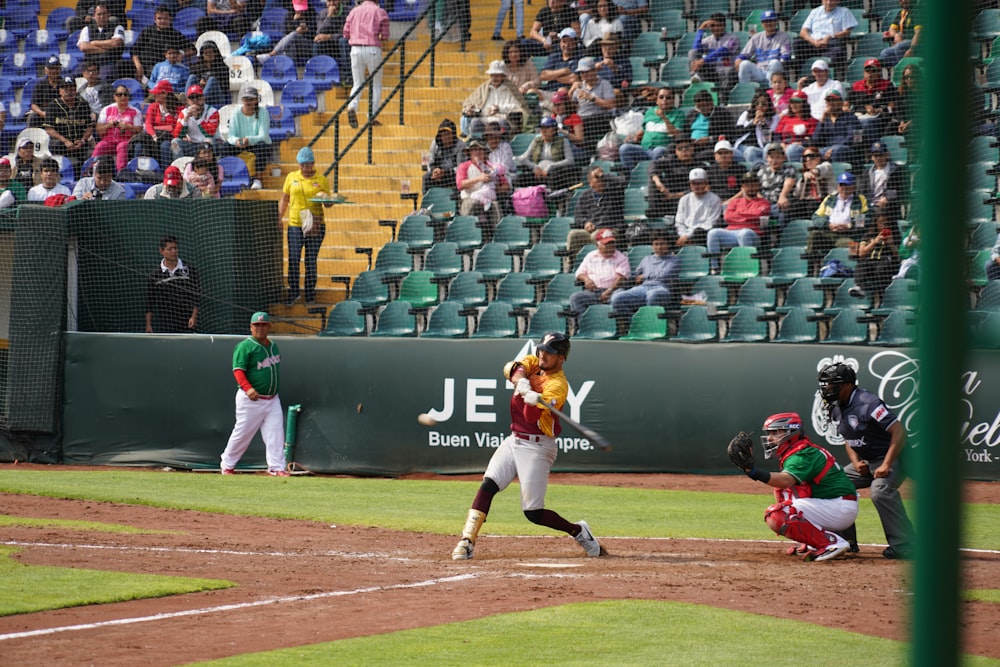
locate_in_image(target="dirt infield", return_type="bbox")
[2,471,999,665]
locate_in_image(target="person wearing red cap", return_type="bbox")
[144,165,202,199]
[0,157,27,209]
[569,227,630,315]
[93,82,144,173]
[136,79,181,166]
[847,58,897,147]
[170,85,221,161]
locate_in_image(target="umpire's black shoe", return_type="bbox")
[848,541,859,553]
[882,546,911,560]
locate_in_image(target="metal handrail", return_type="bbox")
[309,4,459,192]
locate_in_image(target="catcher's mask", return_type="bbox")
[761,412,803,459]
[818,362,856,402]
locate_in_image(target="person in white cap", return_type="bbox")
[674,167,721,248]
[570,56,616,153]
[539,27,582,91]
[707,139,744,200]
[12,139,42,190]
[527,0,580,56]
[460,60,529,137]
[797,59,845,121]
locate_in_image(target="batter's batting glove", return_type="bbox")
[515,378,531,396]
[523,391,541,406]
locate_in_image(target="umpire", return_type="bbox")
[818,362,914,559]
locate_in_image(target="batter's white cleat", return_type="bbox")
[574,520,602,557]
[452,537,474,560]
[810,533,851,562]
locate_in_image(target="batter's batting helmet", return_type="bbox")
[761,412,803,459]
[536,332,570,358]
[818,362,856,401]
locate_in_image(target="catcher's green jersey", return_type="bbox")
[783,446,856,499]
[232,337,280,396]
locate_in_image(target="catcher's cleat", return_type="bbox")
[574,520,602,557]
[452,537,474,560]
[786,542,811,556]
[809,534,851,562]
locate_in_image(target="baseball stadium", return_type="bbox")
[0,1,998,665]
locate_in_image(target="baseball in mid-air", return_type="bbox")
[417,413,437,427]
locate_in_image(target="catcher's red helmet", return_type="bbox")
[761,412,803,459]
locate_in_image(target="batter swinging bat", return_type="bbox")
[537,401,613,452]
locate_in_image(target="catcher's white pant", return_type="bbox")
[792,497,859,533]
[221,390,286,472]
[484,432,558,511]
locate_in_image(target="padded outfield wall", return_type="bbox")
[59,334,1000,481]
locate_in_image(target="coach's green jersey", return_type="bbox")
[783,445,856,499]
[233,337,280,396]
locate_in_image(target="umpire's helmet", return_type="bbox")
[536,332,570,358]
[761,412,803,459]
[818,362,857,401]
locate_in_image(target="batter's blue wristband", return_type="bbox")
[747,468,771,484]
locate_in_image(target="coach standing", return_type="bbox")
[343,0,390,130]
[220,312,289,476]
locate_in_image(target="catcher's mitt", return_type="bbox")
[727,431,755,472]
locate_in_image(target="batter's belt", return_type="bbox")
[513,432,548,443]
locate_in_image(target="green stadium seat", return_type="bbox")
[446,271,488,308]
[497,272,537,309]
[672,305,718,342]
[621,305,669,341]
[574,304,618,340]
[720,246,761,284]
[871,310,916,346]
[720,305,769,342]
[397,270,440,310]
[822,310,869,344]
[473,242,514,282]
[471,301,519,338]
[371,301,417,337]
[319,300,366,337]
[541,272,582,309]
[421,302,468,338]
[525,302,567,338]
[772,306,820,343]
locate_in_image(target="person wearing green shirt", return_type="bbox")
[618,88,685,174]
[0,157,27,210]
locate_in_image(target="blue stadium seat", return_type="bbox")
[303,55,340,93]
[279,81,318,117]
[258,8,288,42]
[260,54,297,92]
[218,156,252,196]
[267,106,296,143]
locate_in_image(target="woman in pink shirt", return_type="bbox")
[92,84,144,172]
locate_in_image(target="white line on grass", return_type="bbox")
[0,573,482,642]
[2,541,417,561]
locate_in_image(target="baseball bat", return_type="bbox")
[538,401,613,452]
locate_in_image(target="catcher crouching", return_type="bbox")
[728,413,859,562]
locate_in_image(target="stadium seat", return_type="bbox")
[423,242,463,283]
[23,29,59,69]
[4,56,35,89]
[767,246,810,286]
[540,216,572,245]
[348,270,390,311]
[445,271,488,308]
[260,54,297,92]
[218,156,252,196]
[118,156,161,195]
[44,7,75,43]
[822,310,869,344]
[224,56,255,92]
[494,216,531,254]
[473,242,513,282]
[173,7,204,41]
[398,214,436,262]
[471,301,518,338]
[421,301,468,338]
[444,215,484,258]
[871,310,916,346]
[621,305,669,341]
[320,299,366,337]
[574,304,618,340]
[496,272,537,310]
[420,187,457,219]
[278,80,318,117]
[672,305,718,343]
[720,306,769,342]
[778,277,825,314]
[303,55,340,93]
[772,307,820,343]
[627,244,653,272]
[525,302,567,338]
[734,276,777,310]
[397,270,440,310]
[373,241,413,282]
[720,246,761,284]
[54,155,74,188]
[267,105,296,143]
[370,301,417,337]
[540,272,581,309]
[258,8,288,42]
[522,242,563,284]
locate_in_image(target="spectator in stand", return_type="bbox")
[503,40,541,97]
[145,234,200,334]
[774,90,817,162]
[707,172,771,270]
[798,59,844,122]
[92,83,144,173]
[736,10,791,85]
[987,233,1000,282]
[806,171,868,260]
[77,3,126,80]
[280,146,332,306]
[707,139,744,201]
[67,0,125,36]
[646,134,699,218]
[568,165,626,256]
[186,41,230,110]
[72,156,127,200]
[688,13,740,99]
[27,158,72,202]
[144,165,202,199]
[767,70,795,117]
[570,57,616,155]
[540,28,583,93]
[184,142,224,198]
[892,63,920,140]
[610,0,647,47]
[879,0,921,70]
[734,90,778,165]
[551,89,587,162]
[675,167,722,248]
[609,231,680,316]
[484,122,516,212]
[579,1,622,56]
[492,0,525,42]
[160,0,207,16]
[132,8,193,86]
[618,87,684,175]
[12,139,42,190]
[793,0,857,76]
[789,148,836,220]
[171,85,221,160]
[423,119,467,193]
[515,115,578,191]
[848,58,897,147]
[343,0,390,130]
[569,227,630,315]
[754,142,798,226]
[313,0,351,87]
[859,141,909,221]
[686,89,737,161]
[594,32,632,91]
[78,61,114,117]
[0,158,28,209]
[149,46,191,94]
[224,87,272,190]
[456,139,509,242]
[135,80,181,165]
[197,0,253,40]
[850,213,900,300]
[461,60,530,137]
[45,77,96,170]
[527,0,580,57]
[255,0,318,66]
[812,89,862,166]
[28,58,66,128]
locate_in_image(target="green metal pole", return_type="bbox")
[911,2,970,665]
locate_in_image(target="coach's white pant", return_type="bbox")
[221,391,286,472]
[348,45,383,113]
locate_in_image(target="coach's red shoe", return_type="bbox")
[268,470,290,477]
[221,468,235,475]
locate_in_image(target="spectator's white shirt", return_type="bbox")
[27,183,71,202]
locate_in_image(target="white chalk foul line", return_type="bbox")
[0,573,482,642]
[1,541,416,561]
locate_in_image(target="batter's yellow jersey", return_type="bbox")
[510,355,569,437]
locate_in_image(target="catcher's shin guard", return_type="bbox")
[765,502,830,551]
